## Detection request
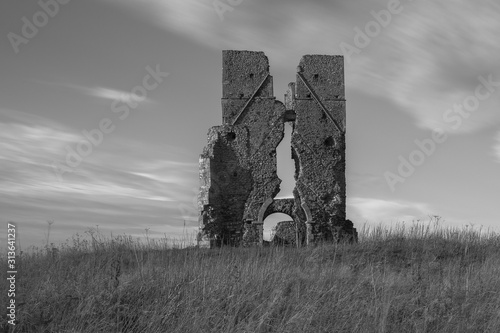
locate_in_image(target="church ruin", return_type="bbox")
[197,50,357,247]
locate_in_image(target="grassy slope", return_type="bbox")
[2,221,500,333]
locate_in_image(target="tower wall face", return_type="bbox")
[198,50,357,247]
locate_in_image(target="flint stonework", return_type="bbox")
[198,50,357,247]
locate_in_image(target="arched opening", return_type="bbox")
[263,213,293,241]
[275,122,295,198]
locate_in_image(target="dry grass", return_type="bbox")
[2,218,500,332]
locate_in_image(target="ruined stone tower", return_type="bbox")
[198,50,357,247]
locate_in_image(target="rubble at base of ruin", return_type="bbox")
[197,50,357,247]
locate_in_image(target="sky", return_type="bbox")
[1,0,499,248]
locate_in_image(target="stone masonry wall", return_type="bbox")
[198,50,357,247]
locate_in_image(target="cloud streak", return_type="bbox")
[348,197,431,224]
[88,87,154,104]
[31,80,155,104]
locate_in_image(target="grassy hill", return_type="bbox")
[2,218,500,332]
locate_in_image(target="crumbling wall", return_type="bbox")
[198,126,253,246]
[222,51,286,223]
[290,55,356,242]
[198,50,357,247]
[199,51,285,246]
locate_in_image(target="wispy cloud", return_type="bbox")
[352,0,500,134]
[101,0,500,134]
[0,120,174,202]
[31,80,155,104]
[85,87,155,104]
[348,197,431,224]
[0,110,199,243]
[0,108,72,131]
[0,111,81,166]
